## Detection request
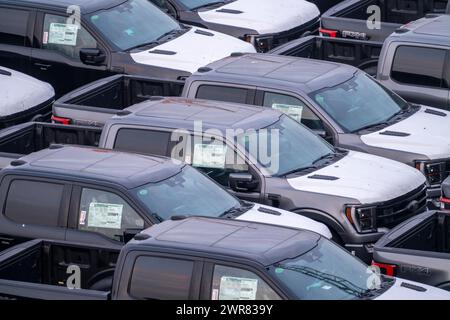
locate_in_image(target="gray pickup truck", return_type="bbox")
[320,0,449,42]
[373,210,450,291]
[1,217,449,300]
[53,53,450,201]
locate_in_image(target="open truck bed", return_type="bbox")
[0,239,119,300]
[321,0,449,42]
[53,75,184,127]
[373,210,450,290]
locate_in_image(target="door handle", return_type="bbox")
[34,62,52,70]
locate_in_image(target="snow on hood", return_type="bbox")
[236,203,332,239]
[287,151,426,204]
[198,0,320,34]
[361,106,450,160]
[130,27,255,74]
[376,278,450,300]
[0,66,54,117]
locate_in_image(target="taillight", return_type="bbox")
[372,261,396,276]
[319,28,338,38]
[51,115,71,125]
[440,196,450,210]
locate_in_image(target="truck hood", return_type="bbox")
[130,27,255,74]
[0,66,54,117]
[286,151,426,204]
[236,203,332,239]
[360,106,450,160]
[198,0,320,35]
[376,278,450,300]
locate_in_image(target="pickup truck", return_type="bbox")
[0,142,331,253]
[53,53,450,202]
[372,210,450,291]
[320,0,449,42]
[0,217,449,300]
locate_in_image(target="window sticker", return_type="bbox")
[87,202,123,229]
[219,276,258,300]
[79,210,87,226]
[272,104,303,122]
[48,23,79,46]
[192,144,227,169]
[211,289,219,300]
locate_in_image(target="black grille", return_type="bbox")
[376,184,427,229]
[271,19,320,48]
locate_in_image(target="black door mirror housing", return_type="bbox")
[80,48,106,66]
[229,172,258,192]
[123,228,143,243]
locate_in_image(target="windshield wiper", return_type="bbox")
[191,1,226,10]
[353,121,391,133]
[280,165,318,177]
[312,152,335,166]
[220,204,251,219]
[126,41,161,52]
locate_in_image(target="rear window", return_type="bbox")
[5,180,64,227]
[0,8,30,46]
[129,256,194,299]
[391,46,447,88]
[114,129,170,156]
[196,85,250,104]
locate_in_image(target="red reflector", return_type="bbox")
[51,115,71,125]
[372,261,396,276]
[320,28,337,38]
[440,196,450,204]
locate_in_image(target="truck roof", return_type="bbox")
[387,15,450,47]
[131,217,321,266]
[110,96,282,133]
[191,53,356,93]
[0,0,126,14]
[5,145,183,189]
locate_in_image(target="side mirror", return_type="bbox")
[229,173,258,192]
[80,48,106,66]
[313,129,327,139]
[123,228,143,243]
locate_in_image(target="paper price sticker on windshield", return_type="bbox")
[87,202,123,229]
[193,144,227,169]
[219,276,258,300]
[48,23,79,46]
[272,104,303,122]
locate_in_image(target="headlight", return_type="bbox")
[344,205,377,233]
[415,160,447,186]
[243,34,273,53]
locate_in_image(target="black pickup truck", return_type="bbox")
[1,217,448,300]
[320,0,449,42]
[373,210,450,291]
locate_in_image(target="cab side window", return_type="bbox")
[4,180,64,227]
[211,265,281,300]
[114,128,171,156]
[78,188,144,242]
[263,92,324,130]
[0,8,30,46]
[129,256,194,299]
[42,14,98,61]
[196,85,251,104]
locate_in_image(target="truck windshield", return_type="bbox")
[236,115,334,177]
[309,72,409,133]
[270,238,386,300]
[132,166,241,220]
[88,0,182,51]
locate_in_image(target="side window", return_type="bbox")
[187,136,249,187]
[78,188,144,242]
[5,180,64,227]
[263,92,324,130]
[114,129,171,156]
[129,256,194,300]
[391,46,446,88]
[0,8,30,46]
[42,14,98,61]
[211,265,281,300]
[196,85,250,104]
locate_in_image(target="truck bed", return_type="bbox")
[321,0,449,42]
[271,35,382,75]
[0,239,119,300]
[0,122,101,167]
[53,75,184,126]
[373,211,450,290]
